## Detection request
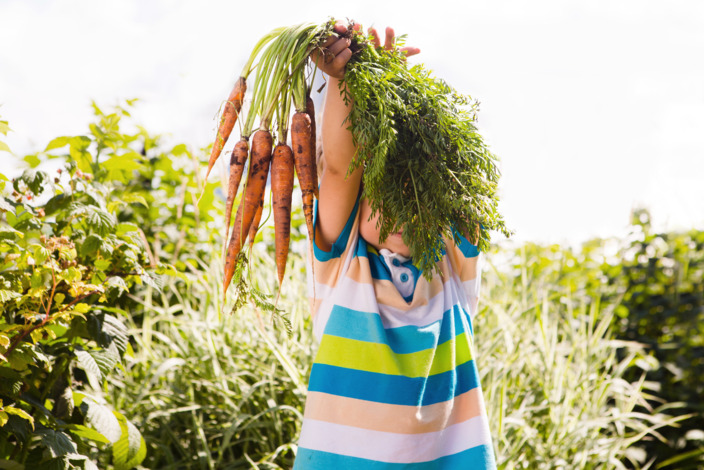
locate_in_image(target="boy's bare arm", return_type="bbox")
[312,23,419,250]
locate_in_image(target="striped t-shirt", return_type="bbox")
[294,197,497,469]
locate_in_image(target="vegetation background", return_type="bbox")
[1,106,702,469]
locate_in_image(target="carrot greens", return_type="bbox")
[340,28,511,275]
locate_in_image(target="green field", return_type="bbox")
[1,106,702,469]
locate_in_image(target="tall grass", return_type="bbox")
[476,243,676,469]
[108,232,672,469]
[109,235,314,469]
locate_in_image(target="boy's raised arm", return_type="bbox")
[312,23,419,250]
[311,24,362,251]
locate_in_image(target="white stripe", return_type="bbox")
[298,414,492,463]
[315,275,473,331]
[378,279,465,329]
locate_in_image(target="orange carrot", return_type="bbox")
[205,77,246,182]
[305,93,319,198]
[247,198,264,252]
[291,112,316,241]
[270,143,294,286]
[224,138,249,246]
[223,129,273,296]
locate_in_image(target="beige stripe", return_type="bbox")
[444,239,479,283]
[345,256,374,285]
[312,255,346,288]
[303,388,483,435]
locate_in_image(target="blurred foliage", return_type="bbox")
[609,209,704,469]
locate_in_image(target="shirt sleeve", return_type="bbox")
[307,195,362,324]
[312,195,360,262]
[443,231,482,318]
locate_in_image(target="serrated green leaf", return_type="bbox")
[89,344,120,378]
[0,289,21,302]
[102,155,144,172]
[69,136,92,172]
[83,459,99,470]
[73,303,90,314]
[16,169,47,195]
[140,271,164,291]
[106,276,128,295]
[94,258,111,271]
[0,197,14,214]
[37,429,77,457]
[44,136,70,152]
[0,411,8,427]
[115,223,139,236]
[112,411,146,470]
[84,205,117,236]
[156,264,188,282]
[80,234,103,258]
[3,406,35,429]
[44,193,70,215]
[34,457,68,470]
[87,313,129,354]
[170,143,188,155]
[0,141,11,153]
[23,154,41,168]
[74,349,102,382]
[58,266,82,284]
[0,120,10,136]
[80,398,122,443]
[53,386,73,420]
[66,424,110,445]
[121,193,148,208]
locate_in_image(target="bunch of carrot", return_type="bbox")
[203,22,332,302]
[209,19,509,302]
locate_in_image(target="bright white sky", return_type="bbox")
[2,0,703,244]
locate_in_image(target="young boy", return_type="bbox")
[293,23,497,469]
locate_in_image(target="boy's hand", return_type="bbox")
[312,22,354,79]
[312,22,421,79]
[367,26,421,59]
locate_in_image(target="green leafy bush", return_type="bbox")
[606,210,704,469]
[0,103,210,469]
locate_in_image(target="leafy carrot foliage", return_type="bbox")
[342,29,511,275]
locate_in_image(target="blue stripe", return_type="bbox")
[323,305,472,354]
[307,360,480,407]
[368,250,393,282]
[294,444,496,469]
[451,228,480,258]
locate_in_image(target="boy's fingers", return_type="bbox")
[333,22,347,34]
[321,35,338,48]
[368,27,381,48]
[400,46,421,57]
[384,27,395,50]
[332,48,352,70]
[327,37,351,57]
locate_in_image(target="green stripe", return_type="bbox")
[314,332,473,378]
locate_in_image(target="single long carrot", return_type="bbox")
[291,112,316,241]
[305,93,319,198]
[247,198,264,252]
[224,138,249,246]
[270,143,295,286]
[223,129,273,297]
[205,77,247,182]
